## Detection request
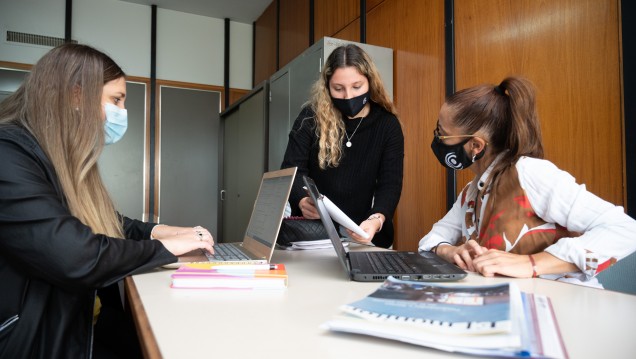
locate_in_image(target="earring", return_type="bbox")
[472,153,477,163]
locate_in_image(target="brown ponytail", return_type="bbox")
[446,76,543,192]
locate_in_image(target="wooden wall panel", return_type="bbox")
[333,18,360,42]
[367,0,446,250]
[366,0,386,12]
[314,0,360,41]
[229,88,250,107]
[279,0,310,69]
[254,1,278,85]
[454,0,624,206]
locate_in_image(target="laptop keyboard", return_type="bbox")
[205,243,251,261]
[366,252,415,274]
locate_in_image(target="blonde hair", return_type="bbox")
[0,44,125,238]
[309,44,397,169]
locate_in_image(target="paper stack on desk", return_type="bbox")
[283,239,350,250]
[322,277,567,359]
[170,263,288,290]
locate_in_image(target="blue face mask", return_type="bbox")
[103,103,128,145]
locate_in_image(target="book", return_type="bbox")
[170,263,288,290]
[322,277,568,358]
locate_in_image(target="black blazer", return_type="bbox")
[0,124,176,359]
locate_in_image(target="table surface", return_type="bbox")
[126,246,636,359]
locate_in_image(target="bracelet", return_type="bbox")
[150,224,166,240]
[367,214,383,232]
[528,254,538,278]
[431,241,452,254]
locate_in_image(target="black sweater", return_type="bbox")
[281,102,404,248]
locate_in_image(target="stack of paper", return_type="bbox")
[322,277,567,358]
[170,263,288,290]
[284,239,350,250]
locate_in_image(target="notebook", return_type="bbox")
[166,167,297,268]
[303,176,467,282]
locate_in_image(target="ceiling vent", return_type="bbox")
[6,30,77,47]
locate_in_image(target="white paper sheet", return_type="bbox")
[322,195,370,240]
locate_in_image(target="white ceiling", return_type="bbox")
[119,0,273,24]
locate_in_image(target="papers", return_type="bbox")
[322,277,567,358]
[322,195,370,240]
[171,263,288,290]
[284,239,350,250]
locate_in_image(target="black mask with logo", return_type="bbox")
[331,91,369,118]
[430,137,485,170]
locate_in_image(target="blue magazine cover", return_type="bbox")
[341,277,512,333]
[323,277,568,358]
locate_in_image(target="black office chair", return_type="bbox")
[596,251,636,295]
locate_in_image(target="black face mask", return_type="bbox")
[430,137,485,170]
[331,91,369,118]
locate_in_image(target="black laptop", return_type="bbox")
[303,176,467,282]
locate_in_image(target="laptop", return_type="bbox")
[167,167,297,268]
[303,176,467,282]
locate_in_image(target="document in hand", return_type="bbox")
[322,277,567,358]
[322,195,370,240]
[170,263,288,289]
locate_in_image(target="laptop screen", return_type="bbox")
[245,173,295,247]
[303,176,352,277]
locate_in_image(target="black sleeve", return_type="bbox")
[280,107,317,216]
[0,136,176,291]
[122,216,156,240]
[370,115,404,220]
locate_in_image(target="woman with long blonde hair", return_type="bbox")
[0,43,214,358]
[281,44,403,248]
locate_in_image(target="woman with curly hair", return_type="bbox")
[281,44,404,248]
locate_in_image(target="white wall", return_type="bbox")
[0,0,66,64]
[230,21,252,89]
[73,0,151,77]
[0,0,253,89]
[156,8,224,85]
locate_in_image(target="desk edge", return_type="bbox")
[125,276,163,359]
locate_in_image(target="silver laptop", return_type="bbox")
[303,175,467,282]
[169,167,297,268]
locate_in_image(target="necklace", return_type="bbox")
[345,117,364,148]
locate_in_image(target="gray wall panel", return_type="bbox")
[159,86,220,235]
[100,82,146,220]
[221,87,267,242]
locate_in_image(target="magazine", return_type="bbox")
[322,277,567,358]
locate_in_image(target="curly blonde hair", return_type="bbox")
[309,44,397,169]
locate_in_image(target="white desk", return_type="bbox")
[126,247,636,359]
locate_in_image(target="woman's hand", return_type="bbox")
[346,214,384,245]
[345,224,375,245]
[471,250,578,278]
[152,225,215,256]
[436,239,487,272]
[299,197,319,219]
[471,250,534,277]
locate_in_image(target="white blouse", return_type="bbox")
[419,156,636,285]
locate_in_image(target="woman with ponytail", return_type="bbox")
[0,44,214,358]
[419,76,636,287]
